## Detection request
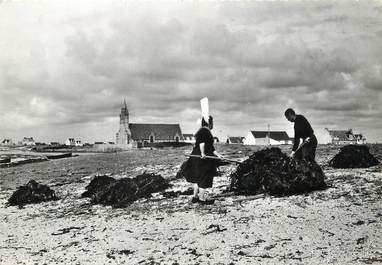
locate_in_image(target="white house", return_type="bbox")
[244,131,292,145]
[65,138,75,146]
[75,140,83,147]
[1,139,13,146]
[21,137,36,146]
[324,128,366,145]
[226,136,244,144]
[183,134,196,144]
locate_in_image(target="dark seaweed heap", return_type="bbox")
[329,145,379,168]
[8,180,58,207]
[81,175,115,198]
[82,173,170,207]
[230,148,326,196]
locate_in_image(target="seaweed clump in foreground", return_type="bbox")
[8,180,58,207]
[81,175,115,198]
[329,145,379,169]
[82,173,170,208]
[230,148,326,196]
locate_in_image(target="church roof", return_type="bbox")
[250,131,290,141]
[326,129,355,141]
[129,123,183,141]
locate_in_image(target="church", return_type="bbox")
[116,100,184,148]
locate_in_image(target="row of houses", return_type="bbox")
[1,129,367,148]
[1,137,36,146]
[0,128,367,148]
[223,128,367,146]
[181,131,292,145]
[0,137,102,147]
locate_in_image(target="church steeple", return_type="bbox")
[120,99,129,123]
[116,99,131,145]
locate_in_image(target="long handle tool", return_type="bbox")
[187,155,243,164]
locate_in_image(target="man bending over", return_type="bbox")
[285,108,317,162]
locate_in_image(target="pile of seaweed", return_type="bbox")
[329,145,379,168]
[8,180,58,207]
[230,148,326,196]
[81,175,115,198]
[82,173,170,207]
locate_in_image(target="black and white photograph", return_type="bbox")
[0,0,381,264]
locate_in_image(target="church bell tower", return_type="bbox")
[120,99,129,126]
[116,99,132,145]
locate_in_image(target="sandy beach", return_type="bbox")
[0,145,381,265]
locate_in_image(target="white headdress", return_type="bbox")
[200,97,209,123]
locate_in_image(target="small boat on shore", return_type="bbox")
[46,153,72,160]
[0,157,48,168]
[0,157,11,164]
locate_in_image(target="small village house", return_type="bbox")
[226,136,244,144]
[75,140,83,147]
[324,128,366,145]
[20,137,36,146]
[1,139,13,146]
[244,131,292,145]
[183,134,196,144]
[65,138,75,146]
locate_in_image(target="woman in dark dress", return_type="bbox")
[185,116,223,205]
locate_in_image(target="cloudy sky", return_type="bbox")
[1,0,382,143]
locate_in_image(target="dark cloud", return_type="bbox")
[0,1,382,143]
